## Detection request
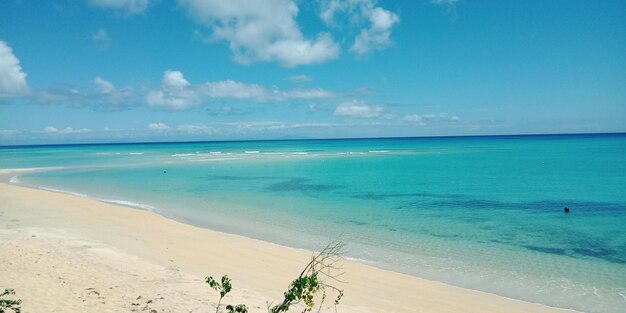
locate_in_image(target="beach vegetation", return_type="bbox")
[0,289,21,313]
[206,242,345,313]
[206,275,248,313]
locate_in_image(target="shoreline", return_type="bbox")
[0,171,578,313]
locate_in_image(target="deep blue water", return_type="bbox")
[1,134,625,312]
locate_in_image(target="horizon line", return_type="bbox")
[1,131,625,149]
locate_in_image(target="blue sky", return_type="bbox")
[0,0,625,144]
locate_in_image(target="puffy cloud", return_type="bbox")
[203,80,268,100]
[178,0,339,66]
[92,28,111,48]
[351,6,399,54]
[89,0,151,14]
[321,0,399,55]
[148,122,170,131]
[0,40,28,96]
[43,126,93,134]
[320,0,345,25]
[147,70,336,110]
[334,100,384,118]
[93,76,116,94]
[43,126,59,133]
[162,70,190,89]
[146,71,202,110]
[288,74,312,83]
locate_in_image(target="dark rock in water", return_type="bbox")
[163,170,167,173]
[564,207,570,213]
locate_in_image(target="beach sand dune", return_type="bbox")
[0,182,577,313]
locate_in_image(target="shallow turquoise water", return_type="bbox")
[1,134,625,312]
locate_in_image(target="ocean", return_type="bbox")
[1,133,625,313]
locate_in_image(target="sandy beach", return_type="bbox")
[0,176,577,313]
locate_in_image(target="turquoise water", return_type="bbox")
[1,134,625,312]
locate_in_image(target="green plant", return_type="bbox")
[270,242,345,313]
[206,275,248,313]
[206,242,345,313]
[0,289,21,313]
[226,304,249,313]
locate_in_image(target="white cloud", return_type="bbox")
[178,0,339,66]
[148,122,215,134]
[401,113,459,125]
[204,80,268,100]
[321,0,399,55]
[177,124,215,134]
[44,126,93,134]
[332,101,458,125]
[288,74,312,83]
[231,121,338,131]
[89,0,151,14]
[402,114,423,123]
[36,78,134,110]
[320,0,345,25]
[162,70,190,89]
[92,28,111,48]
[0,40,28,96]
[351,6,399,54]
[202,80,334,101]
[432,0,458,5]
[94,76,116,94]
[148,122,170,131]
[334,100,384,118]
[147,70,336,110]
[43,126,58,133]
[0,129,21,136]
[283,88,334,100]
[146,71,202,110]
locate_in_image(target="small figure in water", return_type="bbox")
[163,170,167,174]
[564,207,570,213]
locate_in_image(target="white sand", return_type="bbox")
[0,179,577,313]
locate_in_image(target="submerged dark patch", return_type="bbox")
[571,247,626,264]
[348,220,368,226]
[266,178,340,193]
[407,197,626,215]
[522,244,626,264]
[523,245,568,256]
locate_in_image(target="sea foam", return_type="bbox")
[39,186,88,198]
[98,199,157,212]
